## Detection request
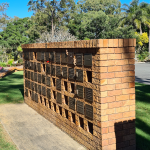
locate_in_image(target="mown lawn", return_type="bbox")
[136,82,150,150]
[0,71,24,104]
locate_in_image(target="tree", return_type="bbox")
[0,2,9,31]
[0,17,33,60]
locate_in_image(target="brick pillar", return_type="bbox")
[98,39,136,150]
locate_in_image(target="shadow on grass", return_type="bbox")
[135,83,150,150]
[0,71,24,104]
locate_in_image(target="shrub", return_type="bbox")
[0,62,7,67]
[18,58,23,64]
[137,51,149,62]
[7,59,14,66]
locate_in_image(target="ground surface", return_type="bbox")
[0,103,86,150]
[135,63,150,85]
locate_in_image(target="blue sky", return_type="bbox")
[1,0,150,19]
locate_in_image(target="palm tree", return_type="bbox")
[120,0,150,52]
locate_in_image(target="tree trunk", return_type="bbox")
[52,18,54,37]
[140,24,142,35]
[149,28,150,54]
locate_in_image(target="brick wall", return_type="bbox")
[22,39,136,150]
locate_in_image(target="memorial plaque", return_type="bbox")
[56,79,61,91]
[84,53,92,67]
[34,72,37,82]
[56,53,61,63]
[85,87,93,102]
[35,93,38,103]
[28,71,30,79]
[47,88,51,99]
[25,88,28,97]
[31,72,34,81]
[28,80,31,89]
[61,52,68,64]
[37,63,41,72]
[85,104,93,120]
[69,97,76,110]
[45,52,49,61]
[42,75,45,84]
[42,86,46,96]
[56,92,62,104]
[32,92,35,101]
[56,66,61,77]
[76,53,83,66]
[25,79,28,88]
[25,61,28,69]
[31,82,34,91]
[28,61,31,69]
[37,52,41,61]
[62,67,67,79]
[51,65,55,76]
[34,62,37,72]
[41,52,44,61]
[38,74,41,83]
[38,85,41,94]
[35,83,37,92]
[68,52,74,64]
[46,76,51,87]
[76,69,83,82]
[68,68,74,80]
[76,85,84,98]
[77,101,84,114]
[50,52,55,62]
[46,64,50,74]
[30,52,33,60]
[25,70,28,78]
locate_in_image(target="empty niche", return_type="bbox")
[79,117,84,129]
[64,95,68,105]
[49,101,51,109]
[40,96,42,103]
[34,52,37,59]
[29,91,32,98]
[88,122,93,134]
[52,78,55,86]
[71,83,74,93]
[86,71,92,83]
[44,98,46,106]
[65,110,68,119]
[64,81,67,91]
[59,106,62,116]
[53,103,56,112]
[43,64,46,72]
[71,113,75,123]
[53,91,56,99]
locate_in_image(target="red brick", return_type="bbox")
[108,66,122,72]
[101,73,115,79]
[133,39,136,46]
[119,39,124,47]
[109,126,115,133]
[109,138,116,144]
[101,79,107,85]
[122,88,135,94]
[122,65,135,71]
[122,53,135,59]
[129,71,135,76]
[115,83,129,89]
[130,94,135,100]
[102,139,109,146]
[101,96,116,103]
[100,48,115,54]
[101,84,115,91]
[124,39,129,47]
[100,60,115,66]
[129,39,134,46]
[116,106,130,113]
[109,113,122,120]
[101,108,115,115]
[102,132,116,140]
[129,82,135,88]
[122,77,135,83]
[114,39,119,47]
[102,127,108,134]
[122,100,135,106]
[115,71,129,78]
[108,78,122,84]
[116,95,129,101]
[115,59,128,65]
[109,101,123,108]
[108,90,122,96]
[128,47,135,52]
[108,54,122,60]
[123,111,135,118]
[103,39,109,47]
[109,39,114,47]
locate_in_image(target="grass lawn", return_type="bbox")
[136,82,150,150]
[0,71,24,104]
[0,71,150,149]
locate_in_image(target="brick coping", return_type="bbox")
[22,39,136,49]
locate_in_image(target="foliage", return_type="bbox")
[137,51,149,61]
[0,62,7,67]
[36,28,78,43]
[18,58,23,64]
[7,59,14,66]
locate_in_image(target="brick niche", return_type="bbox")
[22,39,136,150]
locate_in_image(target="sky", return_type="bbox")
[1,0,150,19]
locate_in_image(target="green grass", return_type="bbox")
[0,124,17,150]
[136,82,150,150]
[0,71,24,104]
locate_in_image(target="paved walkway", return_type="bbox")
[0,103,86,150]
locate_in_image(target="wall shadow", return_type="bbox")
[114,119,136,150]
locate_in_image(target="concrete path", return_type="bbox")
[0,103,86,150]
[135,63,150,85]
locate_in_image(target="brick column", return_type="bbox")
[98,39,136,150]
